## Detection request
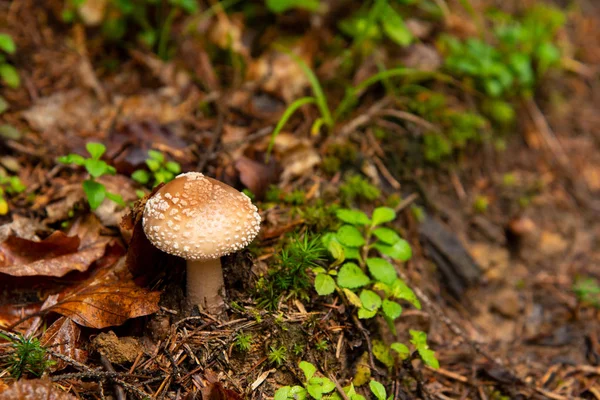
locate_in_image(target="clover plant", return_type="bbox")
[314,207,417,323]
[312,206,439,369]
[440,5,565,99]
[58,142,125,210]
[0,33,19,89]
[275,361,397,400]
[573,276,600,309]
[131,149,181,189]
[0,174,25,215]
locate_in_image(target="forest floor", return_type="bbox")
[0,0,599,399]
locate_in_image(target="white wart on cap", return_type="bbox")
[142,172,261,260]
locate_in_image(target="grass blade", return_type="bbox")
[266,97,316,162]
[276,47,333,128]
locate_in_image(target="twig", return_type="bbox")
[376,109,440,133]
[394,193,419,213]
[329,373,350,400]
[373,156,401,190]
[48,349,152,399]
[100,355,126,400]
[403,352,432,400]
[525,98,570,169]
[338,97,392,137]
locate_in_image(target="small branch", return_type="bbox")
[100,355,126,400]
[329,373,350,400]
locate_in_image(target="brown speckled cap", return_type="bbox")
[142,172,261,260]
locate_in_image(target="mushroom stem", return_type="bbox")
[186,258,225,313]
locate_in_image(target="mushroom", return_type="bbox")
[142,172,261,313]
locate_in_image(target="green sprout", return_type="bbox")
[315,339,328,352]
[275,361,397,400]
[0,174,25,215]
[268,345,288,367]
[573,276,600,309]
[234,332,253,353]
[62,0,198,60]
[0,333,54,379]
[131,149,181,188]
[0,33,20,88]
[58,142,125,210]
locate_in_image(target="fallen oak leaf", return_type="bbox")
[41,317,87,371]
[0,379,76,399]
[200,382,243,400]
[45,261,160,329]
[0,232,79,268]
[0,303,42,329]
[0,215,112,278]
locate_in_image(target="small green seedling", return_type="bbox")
[339,0,413,49]
[268,345,288,367]
[256,234,327,310]
[0,174,25,215]
[573,276,600,309]
[234,332,253,352]
[440,5,565,99]
[313,206,439,370]
[274,361,335,400]
[372,330,439,371]
[0,33,20,88]
[63,0,198,60]
[0,332,55,379]
[58,142,124,210]
[315,207,417,325]
[131,149,181,188]
[275,361,398,400]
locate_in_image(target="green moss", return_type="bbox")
[322,156,341,175]
[340,174,381,204]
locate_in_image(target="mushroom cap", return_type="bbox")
[142,172,261,261]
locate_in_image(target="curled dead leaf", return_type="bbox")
[235,156,279,199]
[0,303,42,329]
[208,14,248,56]
[0,215,113,278]
[268,133,320,184]
[0,379,75,400]
[41,317,87,371]
[46,260,161,329]
[200,382,243,400]
[247,48,311,103]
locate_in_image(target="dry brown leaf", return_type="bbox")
[0,303,42,329]
[247,48,311,103]
[41,317,87,371]
[208,14,248,57]
[0,215,49,243]
[0,379,75,399]
[270,133,321,184]
[76,0,107,26]
[0,232,80,277]
[21,89,113,136]
[46,260,160,329]
[94,175,139,227]
[200,382,243,400]
[0,215,112,278]
[235,156,279,199]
